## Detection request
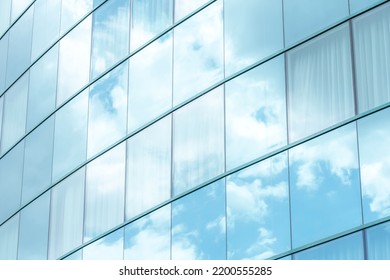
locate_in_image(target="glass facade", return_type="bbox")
[1,0,390,260]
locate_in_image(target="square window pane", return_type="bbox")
[124,205,171,260]
[173,87,224,195]
[227,153,290,259]
[357,108,390,223]
[84,143,126,241]
[128,32,172,132]
[126,116,171,220]
[91,0,130,78]
[172,180,226,260]
[1,72,28,153]
[87,61,128,158]
[289,123,362,248]
[283,0,349,46]
[173,0,223,106]
[18,192,50,259]
[60,0,92,34]
[49,168,85,260]
[0,214,19,260]
[353,2,390,113]
[130,0,173,51]
[52,90,88,182]
[83,228,124,260]
[225,55,287,171]
[287,24,354,142]
[366,221,390,259]
[224,0,283,76]
[22,117,54,205]
[57,16,91,106]
[27,44,58,131]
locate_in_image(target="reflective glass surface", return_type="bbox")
[225,56,286,171]
[350,0,385,14]
[294,232,364,260]
[87,61,128,158]
[52,90,88,182]
[0,141,24,224]
[6,5,33,87]
[49,168,85,260]
[289,123,362,248]
[224,0,283,76]
[31,0,61,61]
[57,16,92,106]
[0,214,19,260]
[0,96,3,144]
[84,143,126,241]
[227,153,290,259]
[0,0,11,36]
[22,117,54,205]
[60,0,93,34]
[172,180,226,259]
[126,116,171,220]
[366,221,390,259]
[27,45,58,131]
[0,34,8,93]
[83,228,124,260]
[130,0,173,51]
[91,0,130,78]
[283,0,349,46]
[173,0,223,106]
[173,87,224,195]
[18,192,50,259]
[1,72,28,153]
[358,108,390,223]
[11,0,33,21]
[128,32,172,132]
[353,3,390,113]
[124,205,171,259]
[287,24,354,142]
[174,0,208,22]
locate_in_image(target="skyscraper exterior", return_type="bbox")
[0,0,390,260]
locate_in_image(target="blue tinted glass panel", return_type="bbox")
[31,0,61,61]
[6,6,33,86]
[128,32,172,132]
[52,90,88,182]
[57,16,91,106]
[126,116,171,220]
[353,3,390,113]
[0,0,11,36]
[49,168,85,260]
[366,221,390,259]
[174,0,208,22]
[173,0,223,106]
[27,44,58,131]
[124,205,171,260]
[358,108,390,223]
[225,56,286,171]
[283,0,349,46]
[18,192,50,259]
[0,141,24,224]
[294,232,364,260]
[91,0,130,78]
[22,117,54,205]
[224,0,283,76]
[11,0,33,21]
[227,153,290,259]
[0,96,3,144]
[173,87,224,195]
[1,72,28,154]
[287,24,354,142]
[0,34,8,93]
[87,61,128,158]
[0,214,19,260]
[83,228,124,260]
[172,180,226,260]
[60,0,92,34]
[130,0,173,51]
[350,0,385,14]
[289,123,362,248]
[84,143,126,241]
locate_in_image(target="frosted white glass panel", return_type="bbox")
[57,16,91,106]
[353,3,390,113]
[84,143,126,241]
[126,116,171,220]
[173,87,224,195]
[0,214,19,260]
[49,168,85,260]
[287,24,354,142]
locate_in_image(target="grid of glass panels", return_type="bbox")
[1,0,390,260]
